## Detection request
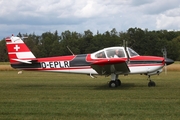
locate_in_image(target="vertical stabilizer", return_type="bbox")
[5,35,36,64]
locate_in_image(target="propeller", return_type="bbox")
[123,40,130,63]
[161,47,167,74]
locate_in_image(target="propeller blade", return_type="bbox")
[162,47,167,74]
[162,47,174,75]
[165,63,167,75]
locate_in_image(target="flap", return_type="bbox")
[91,59,130,75]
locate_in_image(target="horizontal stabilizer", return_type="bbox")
[12,59,33,64]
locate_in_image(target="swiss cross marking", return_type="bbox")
[14,45,20,51]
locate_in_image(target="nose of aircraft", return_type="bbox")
[165,58,174,65]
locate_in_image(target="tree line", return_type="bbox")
[0,27,180,62]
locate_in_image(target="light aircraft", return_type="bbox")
[5,35,174,87]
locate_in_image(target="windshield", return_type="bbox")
[92,47,139,59]
[128,48,139,57]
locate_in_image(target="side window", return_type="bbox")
[95,51,106,58]
[106,49,115,58]
[106,49,125,58]
[114,49,125,58]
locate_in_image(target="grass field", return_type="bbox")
[0,69,180,120]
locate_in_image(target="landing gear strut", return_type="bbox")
[147,75,156,87]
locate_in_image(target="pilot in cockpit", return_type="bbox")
[97,52,105,58]
[114,49,124,58]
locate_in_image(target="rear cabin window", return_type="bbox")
[95,51,106,58]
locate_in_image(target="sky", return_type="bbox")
[0,0,180,39]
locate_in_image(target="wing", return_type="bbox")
[91,59,130,75]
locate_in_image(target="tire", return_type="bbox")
[116,79,121,86]
[148,81,156,87]
[109,81,117,88]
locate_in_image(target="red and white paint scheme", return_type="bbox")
[6,35,174,87]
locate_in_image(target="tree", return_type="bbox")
[1,28,180,62]
[0,39,8,61]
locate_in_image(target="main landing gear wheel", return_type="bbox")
[109,79,121,88]
[109,81,117,88]
[115,79,121,86]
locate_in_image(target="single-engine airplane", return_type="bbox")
[5,35,174,87]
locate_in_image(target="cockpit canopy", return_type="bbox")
[92,47,139,59]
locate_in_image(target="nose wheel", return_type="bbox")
[147,75,156,87]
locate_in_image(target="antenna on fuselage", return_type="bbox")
[123,40,130,63]
[67,46,75,56]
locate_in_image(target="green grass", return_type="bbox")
[0,71,180,120]
[0,62,10,65]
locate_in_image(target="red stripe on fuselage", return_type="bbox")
[36,55,76,62]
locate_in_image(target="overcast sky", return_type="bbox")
[0,0,180,39]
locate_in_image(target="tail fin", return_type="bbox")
[5,35,36,64]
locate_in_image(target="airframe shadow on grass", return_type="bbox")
[93,82,150,90]
[16,81,138,90]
